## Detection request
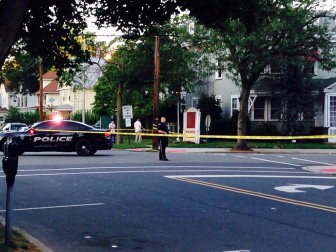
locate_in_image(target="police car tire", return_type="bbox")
[75,139,94,156]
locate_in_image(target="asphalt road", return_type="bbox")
[0,149,336,252]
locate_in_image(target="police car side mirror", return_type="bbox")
[2,137,19,185]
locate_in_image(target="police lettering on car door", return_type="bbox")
[33,136,73,142]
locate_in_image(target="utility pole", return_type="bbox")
[152,36,160,149]
[82,35,86,123]
[38,57,43,121]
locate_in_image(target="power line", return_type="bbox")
[2,60,38,79]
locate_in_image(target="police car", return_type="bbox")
[0,119,112,156]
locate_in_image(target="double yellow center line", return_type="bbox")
[171,177,336,213]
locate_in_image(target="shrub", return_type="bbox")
[70,110,99,125]
[253,122,280,136]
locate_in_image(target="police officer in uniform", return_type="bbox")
[158,116,169,161]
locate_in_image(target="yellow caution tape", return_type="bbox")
[31,129,336,140]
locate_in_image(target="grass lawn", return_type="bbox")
[112,137,336,150]
[0,224,41,251]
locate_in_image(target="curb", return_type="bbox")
[0,217,53,252]
[125,148,336,155]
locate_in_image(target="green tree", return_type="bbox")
[196,94,223,134]
[197,94,223,120]
[0,0,279,71]
[22,110,39,125]
[197,1,336,150]
[1,50,39,94]
[4,106,24,123]
[271,59,317,135]
[93,17,199,141]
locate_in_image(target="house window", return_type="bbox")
[329,96,336,127]
[215,61,223,79]
[270,97,280,120]
[215,95,222,107]
[215,69,222,79]
[23,96,27,107]
[0,116,3,122]
[253,97,266,120]
[231,95,240,116]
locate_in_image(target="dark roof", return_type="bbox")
[253,76,336,92]
[43,71,57,80]
[43,79,58,93]
[253,77,275,92]
[312,77,336,91]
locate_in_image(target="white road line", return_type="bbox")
[165,175,336,179]
[0,170,309,178]
[291,157,335,166]
[0,203,105,212]
[19,166,296,172]
[250,157,302,167]
[234,155,247,158]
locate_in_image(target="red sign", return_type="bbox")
[187,112,196,128]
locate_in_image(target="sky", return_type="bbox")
[85,17,123,44]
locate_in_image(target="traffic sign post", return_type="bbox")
[122,105,133,120]
[122,106,133,145]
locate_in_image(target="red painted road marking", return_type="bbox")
[167,150,187,153]
[321,168,336,173]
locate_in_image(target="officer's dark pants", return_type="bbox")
[159,139,167,160]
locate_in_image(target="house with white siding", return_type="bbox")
[0,79,38,124]
[1,57,104,122]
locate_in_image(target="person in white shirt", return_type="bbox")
[134,119,143,143]
[108,120,116,143]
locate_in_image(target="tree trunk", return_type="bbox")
[235,84,251,150]
[0,0,30,66]
[116,82,123,144]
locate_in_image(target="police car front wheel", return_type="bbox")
[75,139,96,156]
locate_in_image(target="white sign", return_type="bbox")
[183,107,201,144]
[274,184,334,193]
[125,118,132,127]
[122,105,133,119]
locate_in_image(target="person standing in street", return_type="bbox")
[134,118,144,143]
[158,116,169,161]
[108,120,116,144]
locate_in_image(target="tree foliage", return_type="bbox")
[93,17,199,121]
[0,50,40,94]
[0,0,93,71]
[194,1,336,149]
[4,106,39,125]
[271,59,317,135]
[0,0,283,72]
[197,94,223,121]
